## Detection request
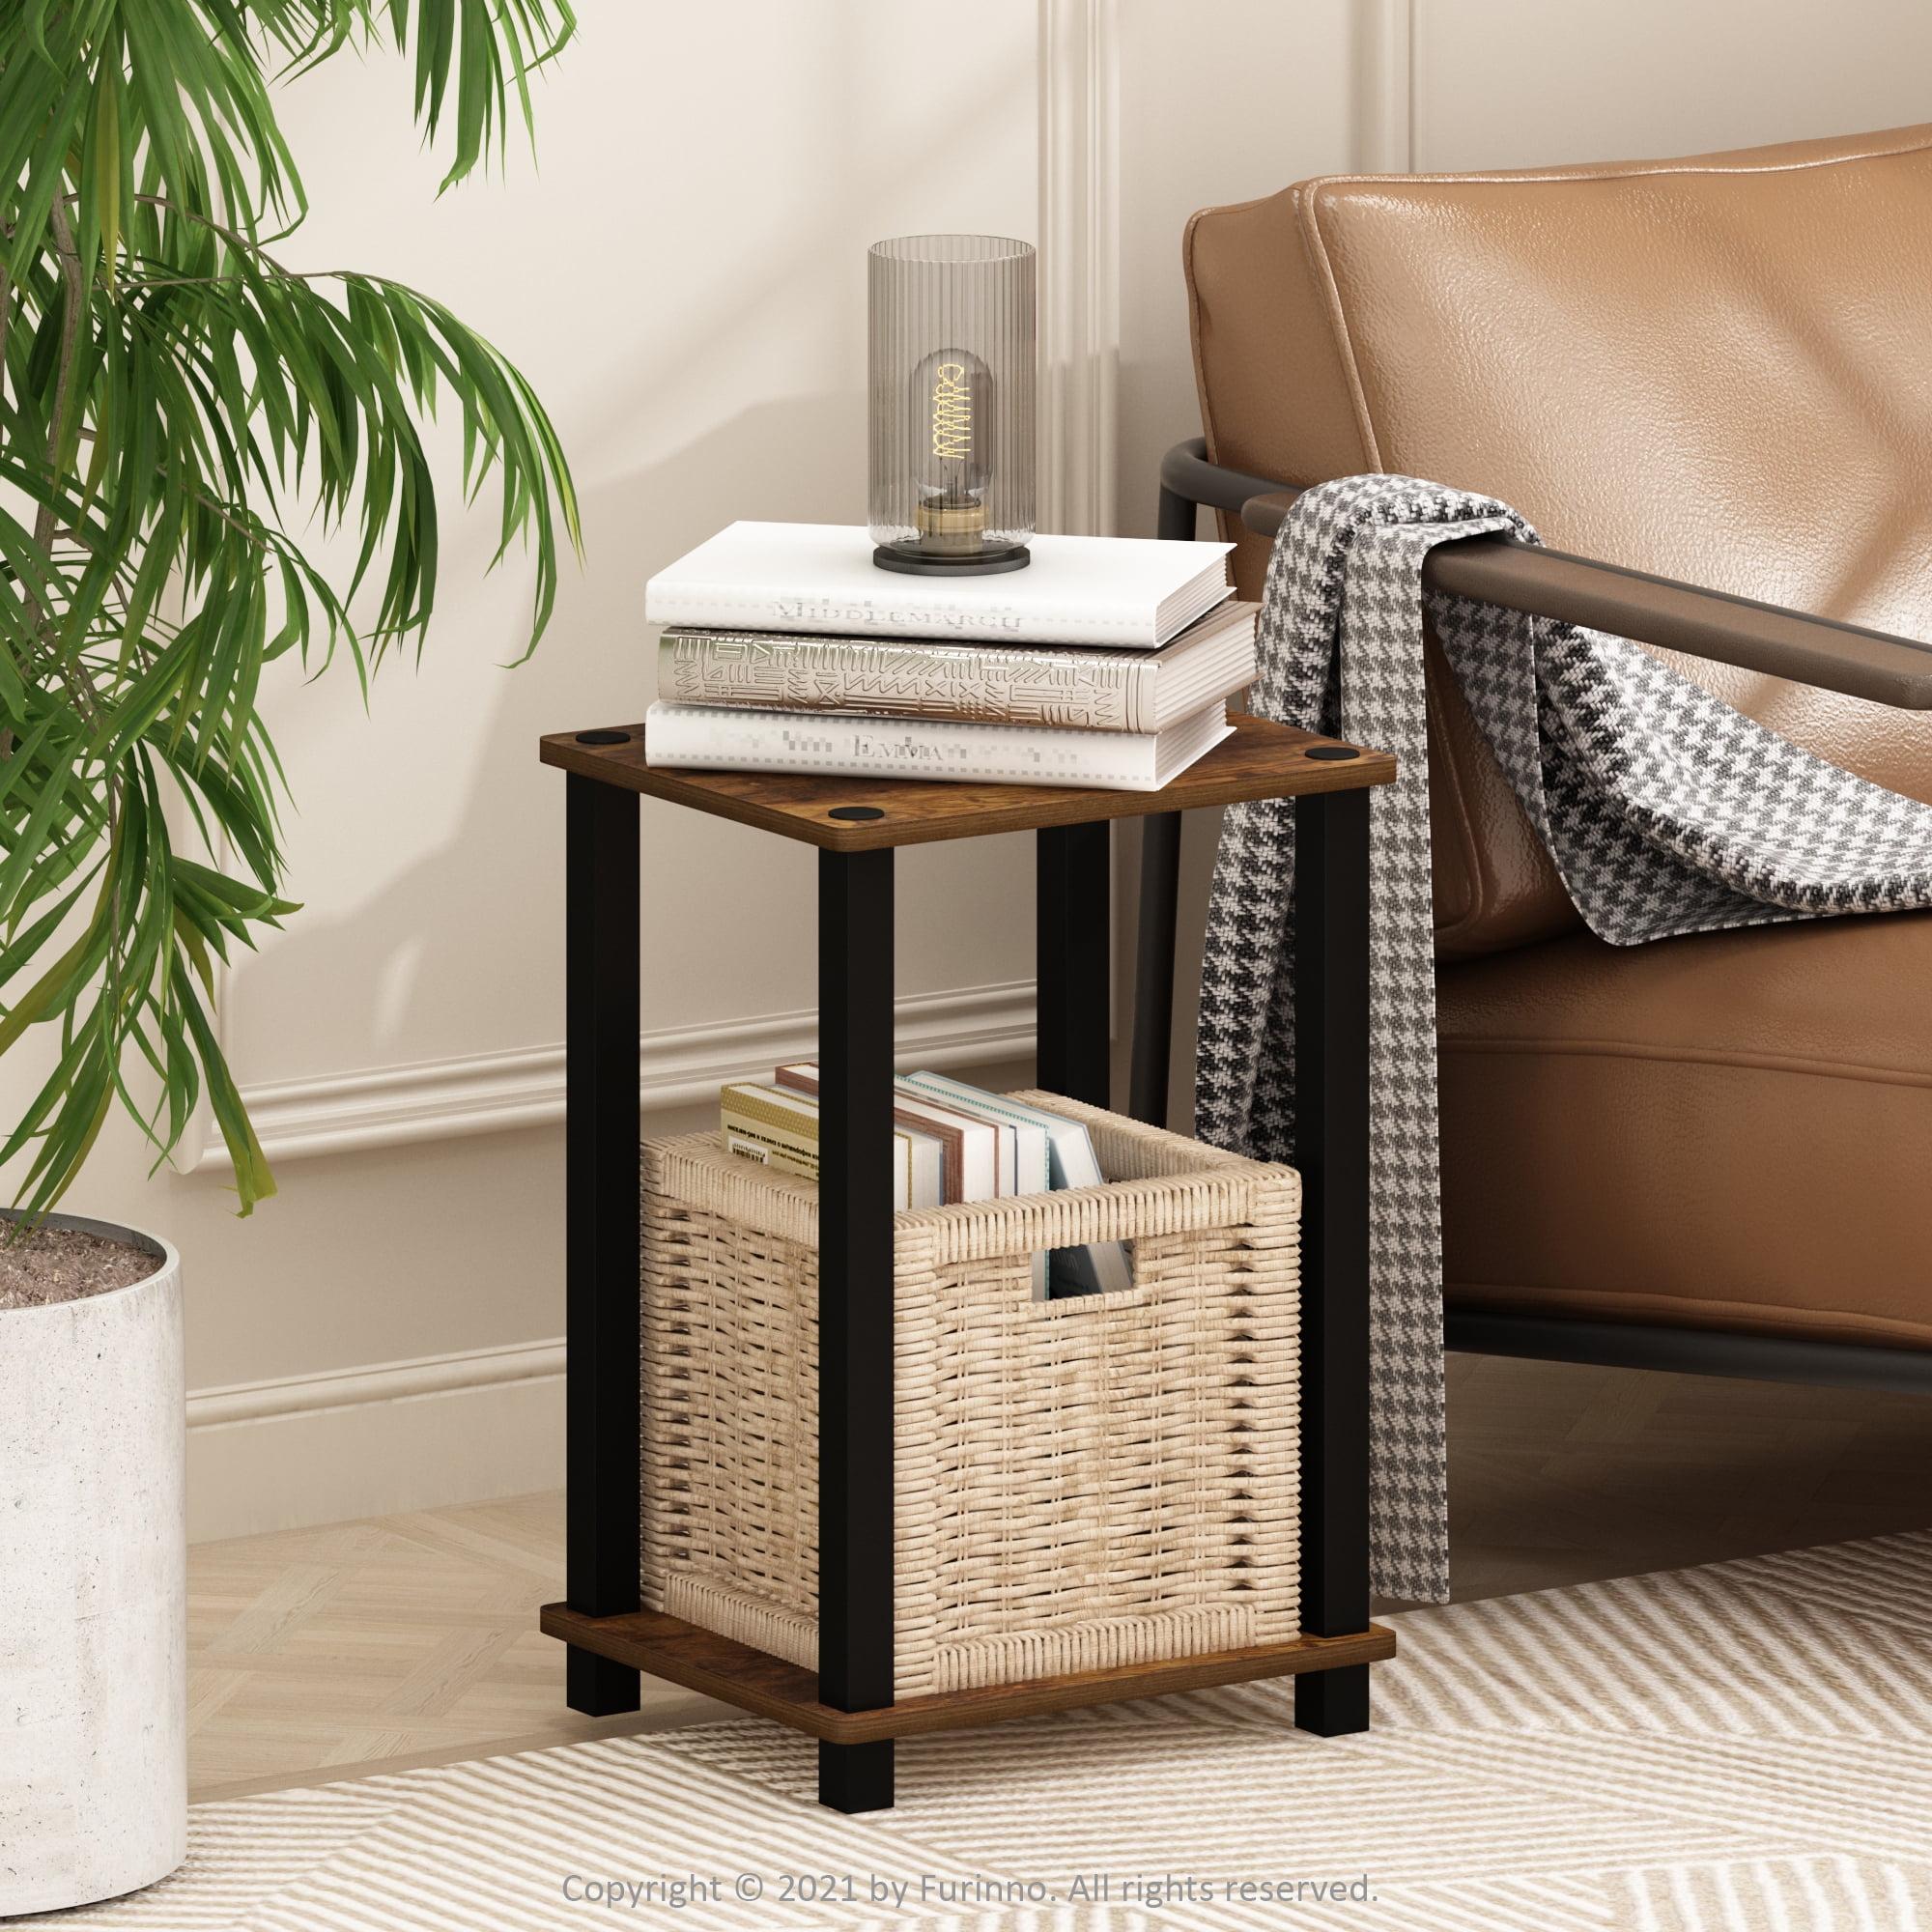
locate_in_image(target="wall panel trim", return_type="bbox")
[1355,0,1416,173]
[1038,0,1121,538]
[195,978,1037,1169]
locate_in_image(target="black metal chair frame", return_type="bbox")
[1135,437,1932,1394]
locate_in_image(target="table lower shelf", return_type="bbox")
[541,1604,1396,1744]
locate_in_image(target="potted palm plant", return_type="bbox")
[0,3,578,1912]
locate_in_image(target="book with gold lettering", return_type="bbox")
[655,602,1257,732]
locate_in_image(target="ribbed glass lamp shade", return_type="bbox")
[868,235,1037,575]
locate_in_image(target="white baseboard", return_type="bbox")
[186,1340,565,1543]
[196,978,1036,1168]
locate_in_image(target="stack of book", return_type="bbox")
[642,522,1256,791]
[720,1066,1130,1297]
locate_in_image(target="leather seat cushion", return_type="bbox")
[1438,910,1932,1347]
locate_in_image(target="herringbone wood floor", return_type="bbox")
[186,1492,730,1801]
[186,1353,1932,1802]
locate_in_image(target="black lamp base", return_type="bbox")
[871,544,1031,578]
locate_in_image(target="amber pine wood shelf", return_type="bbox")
[538,709,1395,851]
[540,1604,1398,1745]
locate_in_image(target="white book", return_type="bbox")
[930,1092,1048,1198]
[876,1087,997,1203]
[901,1075,1133,1298]
[643,699,1234,794]
[897,1127,945,1211]
[655,601,1260,734]
[645,521,1235,649]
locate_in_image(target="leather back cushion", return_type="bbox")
[1185,125,1932,957]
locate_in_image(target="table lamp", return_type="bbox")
[868,234,1037,576]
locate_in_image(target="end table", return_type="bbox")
[537,711,1395,1812]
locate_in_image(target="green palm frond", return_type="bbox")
[0,0,580,1216]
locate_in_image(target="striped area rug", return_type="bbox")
[33,1532,1932,1931]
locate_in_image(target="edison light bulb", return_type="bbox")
[910,346,992,557]
[868,235,1036,576]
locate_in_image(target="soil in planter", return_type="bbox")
[0,1224,162,1310]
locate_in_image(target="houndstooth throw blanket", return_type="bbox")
[1195,474,1932,1603]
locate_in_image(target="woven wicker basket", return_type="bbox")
[640,1092,1300,1697]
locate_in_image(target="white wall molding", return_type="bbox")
[186,1339,565,1541]
[1354,0,1416,174]
[196,977,1036,1169]
[187,1336,565,1429]
[1037,0,1121,538]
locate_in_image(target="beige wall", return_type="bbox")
[1408,1,1932,175]
[12,2,1926,1538]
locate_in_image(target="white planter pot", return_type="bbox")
[0,1213,185,1916]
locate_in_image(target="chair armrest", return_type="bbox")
[1165,440,1932,712]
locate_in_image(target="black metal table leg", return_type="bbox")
[564,770,642,1717]
[1126,810,1182,1126]
[816,846,897,1812]
[1291,785,1374,1737]
[1036,822,1112,1107]
[1128,481,1199,1130]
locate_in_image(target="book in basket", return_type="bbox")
[718,1081,943,1209]
[900,1074,1132,1296]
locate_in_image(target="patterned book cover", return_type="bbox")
[659,629,1142,730]
[644,699,1233,793]
[719,1082,820,1176]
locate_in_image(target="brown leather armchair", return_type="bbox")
[1137,124,1932,1392]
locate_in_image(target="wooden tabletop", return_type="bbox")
[539,711,1395,851]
